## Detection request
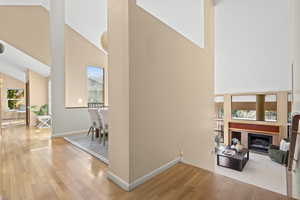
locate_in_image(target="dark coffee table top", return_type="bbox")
[217,147,249,161]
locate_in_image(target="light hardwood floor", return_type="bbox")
[0,126,289,200]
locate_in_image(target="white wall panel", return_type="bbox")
[50,0,90,135]
[136,0,205,48]
[215,0,290,94]
[65,0,107,50]
[0,60,26,82]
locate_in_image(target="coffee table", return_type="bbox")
[217,147,249,171]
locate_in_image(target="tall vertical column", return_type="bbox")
[50,0,65,135]
[290,0,300,199]
[0,76,2,135]
[107,0,132,190]
[256,94,265,121]
[277,92,288,139]
[50,0,90,136]
[223,94,232,145]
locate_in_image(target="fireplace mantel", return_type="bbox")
[229,122,280,146]
[229,122,280,135]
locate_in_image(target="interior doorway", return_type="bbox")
[0,73,27,129]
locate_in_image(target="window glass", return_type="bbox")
[232,95,256,120]
[7,89,25,111]
[214,96,224,144]
[214,96,224,119]
[288,93,292,123]
[87,66,104,104]
[264,95,277,122]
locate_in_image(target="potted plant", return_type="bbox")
[30,104,51,128]
[30,104,49,116]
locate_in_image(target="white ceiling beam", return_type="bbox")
[0,40,50,77]
[0,0,50,10]
[0,60,26,82]
[0,0,42,6]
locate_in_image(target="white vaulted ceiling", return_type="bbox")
[214,0,290,94]
[136,0,205,48]
[0,0,107,79]
[65,0,107,51]
[0,0,44,6]
[0,0,107,50]
[0,59,26,82]
[0,40,50,81]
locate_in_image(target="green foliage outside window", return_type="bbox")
[7,89,25,110]
[30,104,49,116]
[87,66,104,104]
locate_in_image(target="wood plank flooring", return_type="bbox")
[0,126,289,200]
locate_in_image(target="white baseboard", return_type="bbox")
[107,157,181,191]
[107,171,130,191]
[64,137,109,165]
[181,159,197,168]
[51,129,88,138]
[181,158,214,173]
[130,157,181,190]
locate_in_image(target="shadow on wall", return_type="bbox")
[213,0,224,6]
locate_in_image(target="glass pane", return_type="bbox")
[8,100,25,110]
[232,95,256,120]
[264,95,277,122]
[288,93,292,123]
[214,96,224,119]
[7,89,24,99]
[87,66,104,104]
[214,96,224,144]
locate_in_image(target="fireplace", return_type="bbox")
[248,133,272,153]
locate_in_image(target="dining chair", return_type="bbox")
[99,108,108,145]
[88,108,102,141]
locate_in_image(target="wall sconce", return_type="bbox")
[101,31,108,52]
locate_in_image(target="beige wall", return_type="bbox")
[108,0,215,184]
[0,6,107,108]
[0,6,51,65]
[131,0,215,178]
[108,0,131,183]
[292,0,300,112]
[291,0,300,198]
[28,70,49,126]
[0,73,26,120]
[65,26,108,107]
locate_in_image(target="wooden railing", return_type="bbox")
[288,113,300,171]
[88,103,105,109]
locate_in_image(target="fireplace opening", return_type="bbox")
[248,133,272,153]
